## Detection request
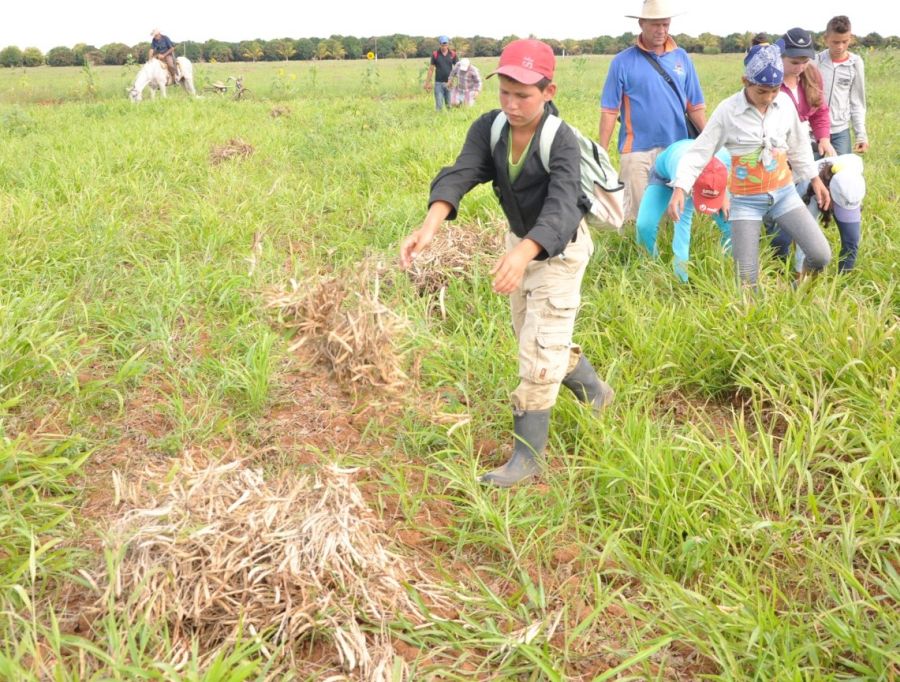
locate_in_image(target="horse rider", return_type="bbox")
[149,28,180,83]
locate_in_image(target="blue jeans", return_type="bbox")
[830,128,852,156]
[636,174,731,282]
[433,82,450,111]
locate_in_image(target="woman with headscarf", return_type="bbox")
[665,44,831,288]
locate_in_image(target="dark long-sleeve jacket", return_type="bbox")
[428,104,589,260]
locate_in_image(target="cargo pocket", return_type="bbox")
[528,330,571,384]
[541,294,580,321]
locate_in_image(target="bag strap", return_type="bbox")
[537,115,561,173]
[490,111,560,174]
[489,111,506,155]
[637,48,688,113]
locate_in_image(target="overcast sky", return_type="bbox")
[4,0,897,51]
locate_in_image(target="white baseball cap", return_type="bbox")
[829,169,865,222]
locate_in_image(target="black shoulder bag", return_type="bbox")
[637,49,701,139]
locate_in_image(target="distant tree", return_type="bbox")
[72,44,98,66]
[858,32,883,48]
[577,39,594,55]
[204,40,233,62]
[101,42,131,65]
[22,47,45,67]
[130,41,151,63]
[472,36,500,57]
[500,35,521,49]
[315,38,345,60]
[339,35,362,59]
[697,32,722,54]
[46,46,76,66]
[294,38,316,61]
[375,36,394,57]
[394,37,417,58]
[241,40,264,62]
[672,33,698,52]
[721,33,747,53]
[453,39,471,56]
[181,41,203,61]
[543,38,563,55]
[561,39,581,56]
[272,38,296,61]
[0,45,24,68]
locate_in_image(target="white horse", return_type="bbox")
[128,56,196,102]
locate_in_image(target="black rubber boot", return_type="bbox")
[479,409,549,487]
[562,355,614,415]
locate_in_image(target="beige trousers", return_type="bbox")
[507,220,593,411]
[619,148,663,222]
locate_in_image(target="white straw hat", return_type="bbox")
[626,0,683,19]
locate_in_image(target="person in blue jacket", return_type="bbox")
[636,139,731,282]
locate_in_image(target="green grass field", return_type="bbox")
[0,53,898,680]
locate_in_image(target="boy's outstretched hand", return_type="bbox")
[399,201,453,269]
[399,226,437,269]
[491,238,541,294]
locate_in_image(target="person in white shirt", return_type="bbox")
[666,44,831,288]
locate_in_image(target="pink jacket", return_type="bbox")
[780,78,830,142]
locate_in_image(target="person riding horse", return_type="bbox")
[149,28,180,84]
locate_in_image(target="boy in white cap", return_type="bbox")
[400,40,613,487]
[803,154,864,272]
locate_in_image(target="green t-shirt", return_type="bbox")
[507,130,534,183]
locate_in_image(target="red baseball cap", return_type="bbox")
[692,158,728,215]
[488,39,555,85]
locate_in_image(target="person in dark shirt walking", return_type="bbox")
[401,40,614,487]
[424,36,458,111]
[150,28,179,83]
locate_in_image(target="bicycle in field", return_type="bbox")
[203,76,252,100]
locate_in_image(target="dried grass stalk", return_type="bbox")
[99,454,450,680]
[405,223,503,298]
[267,262,408,394]
[209,138,255,165]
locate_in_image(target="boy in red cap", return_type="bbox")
[399,39,613,487]
[635,138,732,282]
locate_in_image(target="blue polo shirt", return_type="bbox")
[151,35,174,53]
[600,38,705,154]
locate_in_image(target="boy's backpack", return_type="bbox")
[433,49,457,61]
[490,112,625,233]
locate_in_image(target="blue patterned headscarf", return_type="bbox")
[743,44,783,86]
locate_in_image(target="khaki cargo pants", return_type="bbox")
[508,220,594,411]
[620,148,662,222]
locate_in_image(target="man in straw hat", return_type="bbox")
[150,28,180,83]
[599,0,707,221]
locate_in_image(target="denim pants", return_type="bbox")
[635,172,731,282]
[433,82,450,111]
[829,128,852,156]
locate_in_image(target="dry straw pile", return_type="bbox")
[405,223,502,297]
[267,262,408,394]
[101,454,449,679]
[209,138,255,165]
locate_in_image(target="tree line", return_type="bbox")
[2,31,897,68]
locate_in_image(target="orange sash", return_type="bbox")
[730,149,792,195]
